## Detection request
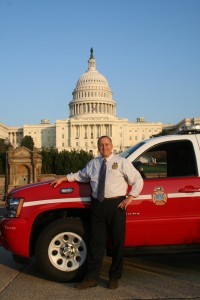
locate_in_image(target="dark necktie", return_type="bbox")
[97,159,107,202]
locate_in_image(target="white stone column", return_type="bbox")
[13,132,16,145]
[101,124,104,136]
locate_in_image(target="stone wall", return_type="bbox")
[0,173,61,200]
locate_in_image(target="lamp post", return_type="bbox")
[4,138,10,201]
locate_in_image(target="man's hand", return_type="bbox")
[50,177,68,188]
[118,195,134,210]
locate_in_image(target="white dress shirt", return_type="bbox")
[67,153,143,199]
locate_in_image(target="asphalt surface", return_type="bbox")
[1,204,200,299]
[0,246,200,300]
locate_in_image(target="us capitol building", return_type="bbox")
[1,49,188,155]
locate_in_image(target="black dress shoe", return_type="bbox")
[74,279,98,289]
[108,279,119,289]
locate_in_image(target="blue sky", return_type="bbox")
[0,0,199,127]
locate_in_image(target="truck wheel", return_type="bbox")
[35,218,88,283]
[12,254,30,265]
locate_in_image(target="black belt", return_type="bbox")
[104,196,125,200]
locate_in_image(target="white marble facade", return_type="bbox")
[1,49,165,155]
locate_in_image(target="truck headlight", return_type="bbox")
[4,198,24,218]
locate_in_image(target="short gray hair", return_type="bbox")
[97,136,112,147]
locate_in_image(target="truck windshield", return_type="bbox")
[119,141,146,158]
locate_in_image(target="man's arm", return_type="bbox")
[118,159,144,209]
[50,177,68,188]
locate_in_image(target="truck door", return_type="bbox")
[125,139,200,247]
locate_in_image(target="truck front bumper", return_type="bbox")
[0,218,30,257]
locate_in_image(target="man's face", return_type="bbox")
[98,137,113,158]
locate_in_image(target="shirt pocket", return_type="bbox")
[107,168,122,183]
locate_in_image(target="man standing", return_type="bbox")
[51,136,143,289]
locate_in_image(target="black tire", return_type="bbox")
[12,254,30,265]
[35,218,88,283]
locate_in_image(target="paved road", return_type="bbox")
[0,246,200,300]
[1,206,200,299]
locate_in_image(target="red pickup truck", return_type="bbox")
[1,127,200,283]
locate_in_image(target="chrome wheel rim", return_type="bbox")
[48,232,87,272]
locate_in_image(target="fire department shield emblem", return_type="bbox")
[153,186,167,205]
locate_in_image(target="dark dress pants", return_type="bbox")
[86,196,126,280]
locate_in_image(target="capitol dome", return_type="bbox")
[75,70,109,89]
[69,49,116,119]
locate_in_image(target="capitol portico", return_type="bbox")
[1,49,165,155]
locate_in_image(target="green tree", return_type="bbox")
[40,148,94,175]
[40,147,57,174]
[0,139,5,152]
[54,150,70,175]
[0,152,5,174]
[21,135,34,150]
[0,139,6,174]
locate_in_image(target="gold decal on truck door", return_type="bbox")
[153,186,167,205]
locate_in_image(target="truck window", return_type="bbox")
[134,140,198,179]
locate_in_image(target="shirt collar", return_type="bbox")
[101,153,115,163]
